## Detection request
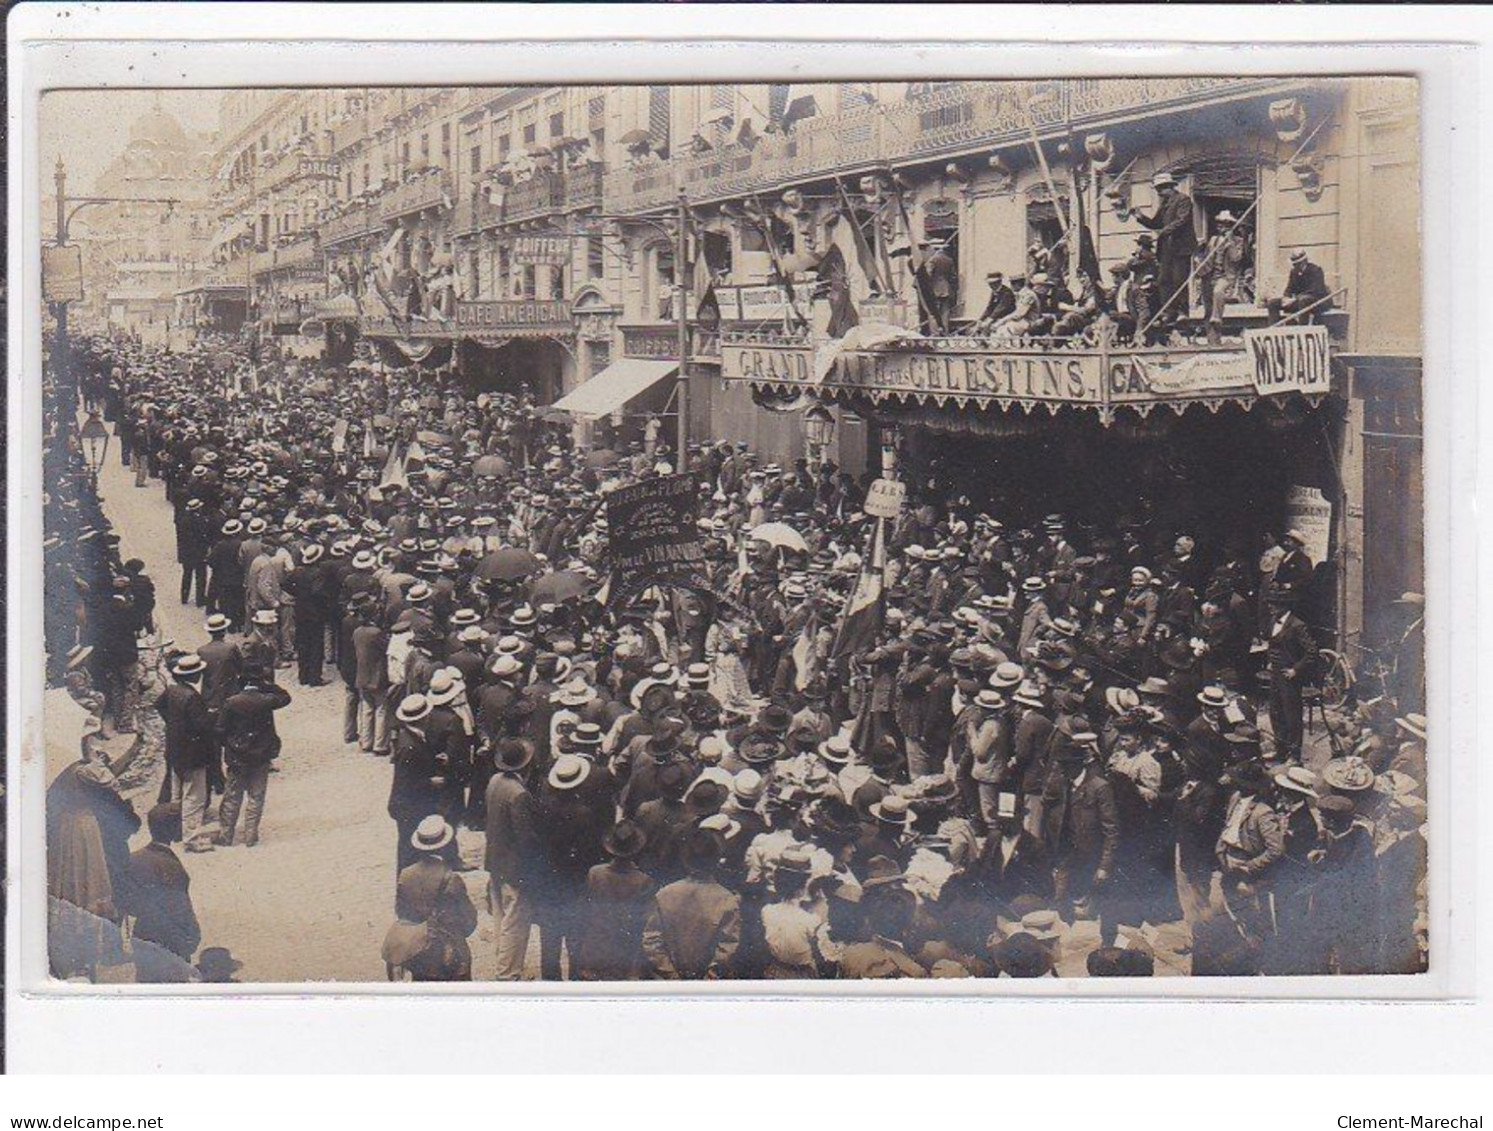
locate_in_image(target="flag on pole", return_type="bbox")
[379,443,408,490]
[832,518,887,659]
[1071,165,1104,301]
[835,176,885,294]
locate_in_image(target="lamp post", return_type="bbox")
[803,401,835,471]
[50,157,182,414]
[79,410,111,482]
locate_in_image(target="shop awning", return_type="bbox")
[549,359,678,420]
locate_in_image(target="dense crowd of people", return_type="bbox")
[45,329,1425,983]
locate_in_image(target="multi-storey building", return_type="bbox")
[183,79,1419,646]
[64,96,215,343]
[585,77,1419,647]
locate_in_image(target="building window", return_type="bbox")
[587,236,605,280]
[441,123,452,166]
[498,135,512,160]
[362,163,370,191]
[647,85,671,157]
[469,145,482,178]
[648,244,675,319]
[702,229,733,282]
[549,111,566,139]
[521,264,537,300]
[498,245,511,291]
[522,123,537,147]
[767,84,790,125]
[401,141,411,168]
[420,133,431,164]
[345,169,354,198]
[549,265,565,299]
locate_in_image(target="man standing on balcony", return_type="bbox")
[1134,173,1197,334]
[916,240,958,335]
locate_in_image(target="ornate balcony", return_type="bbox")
[501,170,565,226]
[451,194,504,237]
[319,204,384,247]
[564,163,605,211]
[380,169,454,221]
[604,77,1308,213]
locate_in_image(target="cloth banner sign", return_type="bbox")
[1245,325,1332,395]
[605,473,708,606]
[1284,484,1332,564]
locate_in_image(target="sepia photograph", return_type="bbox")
[35,72,1427,988]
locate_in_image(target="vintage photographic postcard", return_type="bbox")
[30,71,1427,990]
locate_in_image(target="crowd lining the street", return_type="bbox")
[45,322,1425,983]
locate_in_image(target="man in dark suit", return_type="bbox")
[485,739,542,980]
[1044,731,1120,942]
[1134,173,1197,331]
[285,543,334,686]
[206,518,247,631]
[154,653,216,853]
[1268,249,1331,324]
[216,662,292,848]
[1266,596,1317,762]
[176,497,211,608]
[122,803,202,983]
[973,271,1016,334]
[916,240,959,335]
[351,598,390,755]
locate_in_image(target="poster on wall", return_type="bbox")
[1285,484,1333,564]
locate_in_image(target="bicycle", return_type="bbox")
[1315,635,1397,713]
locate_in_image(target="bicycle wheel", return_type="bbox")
[1317,649,1353,711]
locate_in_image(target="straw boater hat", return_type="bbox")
[548,753,592,791]
[252,609,279,627]
[410,815,455,854]
[1196,685,1230,710]
[396,694,433,724]
[173,654,207,679]
[1320,756,1376,793]
[205,613,232,634]
[1273,765,1319,799]
[988,661,1024,690]
[427,668,461,707]
[817,734,853,767]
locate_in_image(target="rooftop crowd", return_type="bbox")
[46,329,1425,983]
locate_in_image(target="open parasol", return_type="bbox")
[748,521,809,553]
[475,547,541,582]
[530,569,590,604]
[473,453,511,478]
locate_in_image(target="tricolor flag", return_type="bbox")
[362,421,376,460]
[331,418,348,454]
[831,518,887,659]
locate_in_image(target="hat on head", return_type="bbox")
[992,932,1055,978]
[352,550,376,570]
[570,722,604,749]
[818,734,853,767]
[975,689,1007,711]
[548,753,593,791]
[870,795,913,828]
[989,661,1024,689]
[1273,765,1319,798]
[301,544,324,565]
[1151,172,1177,189]
[251,609,279,627]
[221,519,244,536]
[427,668,460,707]
[396,694,433,724]
[410,815,455,853]
[173,654,206,679]
[1290,249,1308,264]
[1021,576,1046,593]
[1105,686,1141,714]
[1318,793,1357,824]
[1321,756,1375,793]
[1012,681,1046,709]
[603,820,648,859]
[1395,713,1428,742]
[1197,685,1230,709]
[205,613,232,634]
[731,769,767,807]
[493,739,533,773]
[1137,676,1172,698]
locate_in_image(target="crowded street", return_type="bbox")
[37,79,1428,985]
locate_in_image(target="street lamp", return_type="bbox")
[803,402,835,468]
[80,411,111,477]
